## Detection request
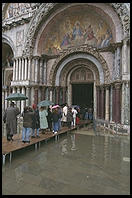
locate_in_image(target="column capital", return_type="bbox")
[33,55,40,59]
[34,85,39,90]
[104,84,110,89]
[114,82,122,89]
[100,85,105,90]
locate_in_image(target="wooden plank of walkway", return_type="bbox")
[2,127,70,155]
[2,120,90,156]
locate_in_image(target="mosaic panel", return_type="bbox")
[40,6,113,55]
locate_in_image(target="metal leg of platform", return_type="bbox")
[45,139,48,144]
[9,152,12,164]
[3,154,6,166]
[38,141,41,149]
[55,135,58,141]
[35,143,37,150]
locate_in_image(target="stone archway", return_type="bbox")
[49,48,107,116]
[49,46,110,86]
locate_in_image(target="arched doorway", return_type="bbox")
[54,53,102,118]
[71,67,94,109]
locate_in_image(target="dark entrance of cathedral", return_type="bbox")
[72,83,93,108]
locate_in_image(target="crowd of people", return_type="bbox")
[3,102,93,144]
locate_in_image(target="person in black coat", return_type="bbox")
[22,106,34,143]
[47,107,52,132]
[52,108,60,134]
[31,104,40,138]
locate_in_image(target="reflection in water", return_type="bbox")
[2,131,130,195]
[70,134,77,151]
[60,139,68,155]
[91,137,96,161]
[15,162,28,184]
[104,135,109,164]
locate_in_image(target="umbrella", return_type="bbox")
[5,93,28,101]
[37,100,54,107]
[52,104,60,109]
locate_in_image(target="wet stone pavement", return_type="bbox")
[2,127,130,195]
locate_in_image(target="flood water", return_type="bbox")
[2,129,130,195]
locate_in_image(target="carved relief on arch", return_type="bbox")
[49,47,110,86]
[59,60,100,87]
[70,67,94,82]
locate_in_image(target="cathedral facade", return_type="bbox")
[2,3,130,129]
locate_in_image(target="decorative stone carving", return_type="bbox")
[23,3,55,56]
[16,30,24,47]
[111,3,130,38]
[49,45,110,85]
[4,3,40,20]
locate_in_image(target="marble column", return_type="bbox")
[41,87,45,101]
[115,83,121,123]
[49,88,53,102]
[100,86,105,119]
[26,87,30,106]
[45,87,49,100]
[122,39,128,74]
[30,87,34,105]
[68,84,72,106]
[35,58,39,83]
[113,50,116,81]
[56,87,59,104]
[28,57,31,81]
[105,86,110,121]
[121,82,125,124]
[123,81,130,125]
[116,47,121,80]
[93,82,96,119]
[43,59,47,84]
[15,58,19,81]
[34,87,38,105]
[12,58,16,81]
[24,57,28,80]
[96,86,100,119]
[38,88,41,104]
[39,58,43,84]
[21,58,24,81]
[110,85,113,122]
[12,87,16,93]
[5,90,8,109]
[62,87,66,104]
[17,87,21,111]
[18,58,22,81]
[59,88,63,105]
[112,85,116,122]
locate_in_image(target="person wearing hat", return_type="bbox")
[3,101,20,141]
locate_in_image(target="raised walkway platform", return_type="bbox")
[2,120,90,165]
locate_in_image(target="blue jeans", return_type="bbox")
[89,113,93,120]
[53,122,59,132]
[32,128,39,136]
[58,119,61,131]
[22,127,31,141]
